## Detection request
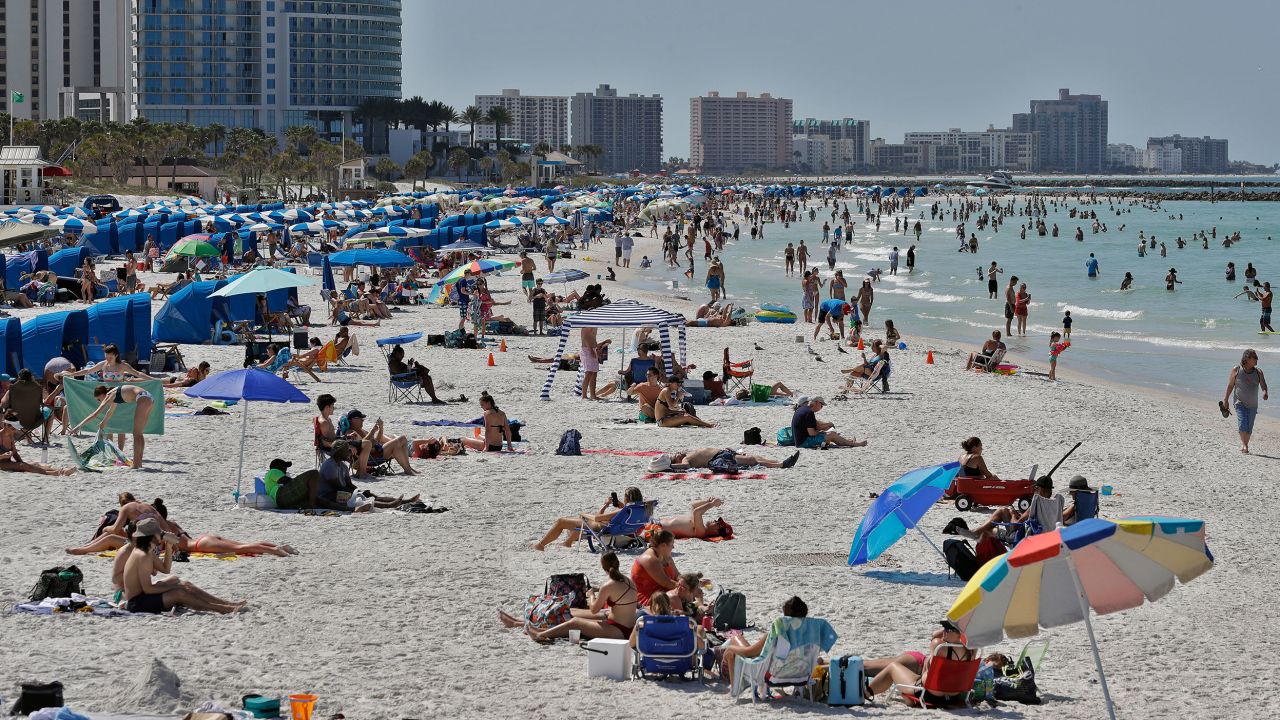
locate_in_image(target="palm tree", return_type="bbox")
[461,105,484,148]
[403,151,429,192]
[207,123,227,158]
[401,96,429,131]
[447,147,470,180]
[532,141,552,158]
[485,106,512,149]
[374,156,399,183]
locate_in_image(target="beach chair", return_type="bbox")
[1069,491,1099,524]
[722,347,755,395]
[858,359,891,394]
[633,614,702,681]
[627,357,657,386]
[973,347,1006,373]
[7,379,50,445]
[732,616,838,703]
[583,501,657,553]
[385,364,423,404]
[893,643,981,709]
[1016,638,1049,674]
[261,347,293,374]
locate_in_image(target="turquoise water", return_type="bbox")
[627,197,1280,415]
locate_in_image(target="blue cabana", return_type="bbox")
[86,293,153,363]
[6,249,49,288]
[0,317,23,376]
[49,246,101,278]
[21,309,90,372]
[152,279,260,344]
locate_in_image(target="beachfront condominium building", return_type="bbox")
[1012,88,1108,173]
[1143,145,1183,174]
[1107,143,1143,170]
[1146,135,1228,173]
[1,0,132,124]
[790,118,870,174]
[690,92,792,175]
[475,89,569,149]
[569,84,662,173]
[870,139,937,174]
[903,127,1039,173]
[134,0,402,140]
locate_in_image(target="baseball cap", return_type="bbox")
[1034,476,1054,490]
[269,458,292,472]
[346,409,366,420]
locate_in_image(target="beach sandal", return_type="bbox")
[1218,400,1230,418]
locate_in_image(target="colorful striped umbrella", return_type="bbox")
[948,516,1213,719]
[847,461,960,566]
[425,257,516,303]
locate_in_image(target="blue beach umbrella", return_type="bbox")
[321,255,336,293]
[543,268,589,287]
[185,368,309,499]
[848,461,961,567]
[327,248,415,267]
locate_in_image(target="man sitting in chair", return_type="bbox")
[944,475,1063,544]
[965,330,1007,371]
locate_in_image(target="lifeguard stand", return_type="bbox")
[0,146,49,205]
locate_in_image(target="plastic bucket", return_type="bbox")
[288,694,317,720]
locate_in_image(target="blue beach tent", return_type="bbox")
[49,246,101,278]
[21,309,90,372]
[6,249,50,288]
[0,317,23,376]
[86,293,153,363]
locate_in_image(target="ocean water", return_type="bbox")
[625,197,1280,415]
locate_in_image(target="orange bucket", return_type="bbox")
[289,694,317,720]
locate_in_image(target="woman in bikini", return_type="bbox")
[532,487,644,550]
[0,417,74,475]
[459,394,513,453]
[501,552,639,642]
[60,343,151,449]
[66,494,296,557]
[958,436,1000,480]
[122,518,245,614]
[71,384,157,469]
[866,622,976,699]
[163,361,211,389]
[631,529,680,605]
[655,378,714,429]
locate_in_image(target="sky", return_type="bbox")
[405,0,1280,165]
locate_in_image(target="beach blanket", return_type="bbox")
[12,595,134,617]
[64,378,166,435]
[707,397,791,407]
[412,417,525,429]
[643,472,769,481]
[584,449,665,457]
[67,432,131,472]
[95,550,247,561]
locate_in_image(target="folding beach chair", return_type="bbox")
[973,347,1006,373]
[386,370,423,403]
[7,379,50,445]
[733,616,838,703]
[633,614,702,681]
[583,501,657,553]
[722,347,754,395]
[1069,490,1099,524]
[893,643,982,709]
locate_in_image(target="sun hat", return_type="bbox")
[1068,475,1093,492]
[133,517,161,538]
[647,454,673,472]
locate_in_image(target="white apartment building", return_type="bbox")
[903,127,1038,172]
[690,91,792,174]
[1143,145,1183,173]
[475,89,568,148]
[1108,143,1143,169]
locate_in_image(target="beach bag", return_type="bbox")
[546,573,590,609]
[994,657,1041,704]
[10,681,64,716]
[975,534,1005,567]
[711,589,747,631]
[827,655,866,706]
[706,449,740,475]
[943,539,979,581]
[28,566,84,602]
[555,429,582,456]
[743,427,763,445]
[776,427,794,445]
[443,329,465,349]
[523,594,573,629]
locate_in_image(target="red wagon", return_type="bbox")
[945,475,1034,513]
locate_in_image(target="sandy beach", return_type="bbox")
[0,221,1275,719]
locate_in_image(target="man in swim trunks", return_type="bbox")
[1245,281,1274,332]
[1003,275,1018,337]
[519,252,537,301]
[814,299,851,341]
[626,366,663,422]
[665,447,799,471]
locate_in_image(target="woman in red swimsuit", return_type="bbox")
[500,552,638,641]
[631,529,680,605]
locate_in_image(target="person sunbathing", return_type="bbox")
[342,409,415,476]
[309,440,418,512]
[862,622,973,679]
[945,476,1060,544]
[721,596,811,686]
[409,436,467,459]
[278,340,323,382]
[649,497,733,540]
[686,303,736,327]
[965,331,1006,371]
[841,340,888,380]
[387,344,444,403]
[501,551,639,643]
[657,448,799,471]
[533,487,645,550]
[457,393,514,453]
[730,381,794,402]
[66,494,294,556]
[0,417,74,475]
[164,361,211,389]
[655,378,715,428]
[121,518,245,614]
[866,621,976,700]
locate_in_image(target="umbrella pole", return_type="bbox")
[235,400,249,501]
[1066,553,1117,720]
[893,507,948,565]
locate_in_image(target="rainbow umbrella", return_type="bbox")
[425,257,515,302]
[948,517,1213,720]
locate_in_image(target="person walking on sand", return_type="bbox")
[1221,349,1268,453]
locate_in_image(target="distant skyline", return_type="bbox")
[406,0,1279,165]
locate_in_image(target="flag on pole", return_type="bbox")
[10,91,24,103]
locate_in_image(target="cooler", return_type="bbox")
[586,638,632,680]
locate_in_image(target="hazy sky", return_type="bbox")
[405,0,1279,165]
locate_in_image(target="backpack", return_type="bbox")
[711,588,747,631]
[93,509,120,539]
[706,449,740,475]
[10,682,63,716]
[827,655,866,706]
[776,427,794,445]
[546,573,590,609]
[743,427,763,445]
[523,593,573,629]
[943,539,979,581]
[555,429,582,456]
[28,566,84,602]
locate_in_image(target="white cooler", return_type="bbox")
[586,638,632,680]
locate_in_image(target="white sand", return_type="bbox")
[0,232,1275,719]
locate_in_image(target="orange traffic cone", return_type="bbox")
[487,352,496,366]
[926,349,934,364]
[857,337,864,350]
[499,338,507,352]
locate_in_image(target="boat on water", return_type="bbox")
[965,171,1015,191]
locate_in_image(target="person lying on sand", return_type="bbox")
[686,303,736,327]
[533,486,645,550]
[651,497,733,540]
[163,361,211,389]
[122,518,246,614]
[0,417,75,475]
[729,381,794,402]
[650,448,799,471]
[410,437,467,459]
[500,552,639,643]
[66,493,296,556]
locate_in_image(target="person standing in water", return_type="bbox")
[906,245,916,273]
[1086,253,1100,279]
[1165,268,1182,291]
[1015,282,1031,336]
[987,262,1002,299]
[1244,281,1274,332]
[1221,349,1268,454]
[784,243,795,276]
[1120,272,1134,291]
[1003,275,1019,337]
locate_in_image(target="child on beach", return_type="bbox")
[1049,332,1070,381]
[1062,310,1072,340]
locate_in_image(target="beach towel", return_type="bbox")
[13,595,134,617]
[67,432,132,471]
[64,378,165,436]
[707,396,791,407]
[95,550,247,561]
[583,449,665,457]
[642,472,768,481]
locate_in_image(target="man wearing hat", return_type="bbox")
[814,298,853,341]
[946,474,1066,543]
[789,396,868,449]
[1063,475,1098,526]
[315,440,418,513]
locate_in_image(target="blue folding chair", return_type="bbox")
[583,500,657,553]
[632,614,702,681]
